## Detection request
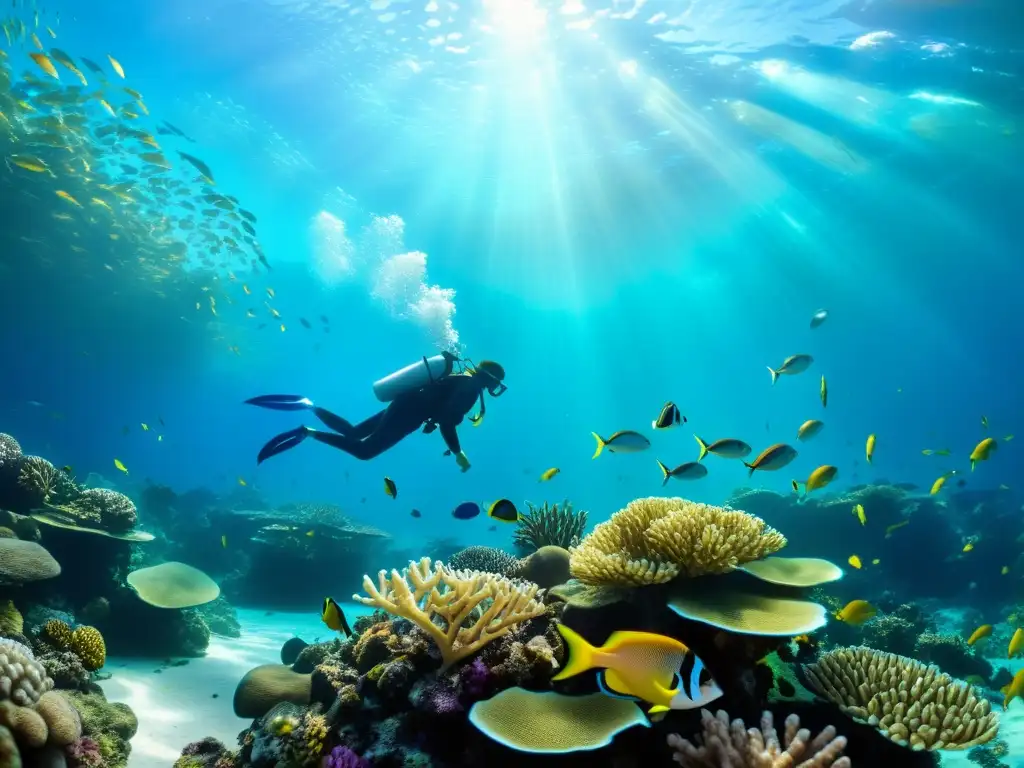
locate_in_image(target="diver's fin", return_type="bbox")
[694,435,709,462]
[591,432,606,460]
[256,427,309,464]
[596,670,641,701]
[245,394,314,412]
[552,623,597,681]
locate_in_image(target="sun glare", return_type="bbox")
[482,0,548,43]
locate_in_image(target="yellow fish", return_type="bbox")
[140,423,149,431]
[279,324,286,333]
[108,54,126,78]
[1003,668,1024,710]
[113,458,128,475]
[321,597,353,637]
[970,437,997,471]
[384,477,397,499]
[871,558,880,566]
[540,467,560,482]
[835,599,876,625]
[29,52,59,80]
[797,419,824,441]
[848,555,862,569]
[98,99,116,118]
[55,190,81,207]
[10,155,51,174]
[305,530,315,537]
[237,477,247,486]
[820,375,827,408]
[793,465,837,494]
[930,475,947,495]
[553,623,723,715]
[885,520,909,538]
[221,535,227,548]
[852,503,866,526]
[1010,628,1024,659]
[967,625,993,646]
[865,433,876,464]
[1002,566,1010,576]
[963,542,975,553]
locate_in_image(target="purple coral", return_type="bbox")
[66,736,103,767]
[323,745,371,768]
[425,682,464,715]
[458,658,492,699]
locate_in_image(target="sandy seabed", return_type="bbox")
[101,604,372,768]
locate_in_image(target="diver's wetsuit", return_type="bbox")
[302,374,483,460]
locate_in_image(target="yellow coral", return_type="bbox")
[0,601,22,637]
[302,711,328,757]
[354,557,546,671]
[42,619,73,650]
[569,497,787,587]
[70,626,106,671]
[804,646,999,751]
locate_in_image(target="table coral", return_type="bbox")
[569,496,786,587]
[354,557,546,671]
[667,709,851,767]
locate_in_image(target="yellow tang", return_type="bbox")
[487,499,520,523]
[384,476,397,499]
[970,437,997,471]
[835,599,876,625]
[1003,668,1024,710]
[852,504,866,526]
[321,597,352,637]
[847,555,862,570]
[865,434,876,464]
[113,458,128,475]
[1010,628,1024,659]
[967,624,993,646]
[540,467,560,482]
[108,53,126,78]
[553,623,723,715]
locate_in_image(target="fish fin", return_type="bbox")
[597,670,640,701]
[791,480,800,493]
[971,460,976,472]
[551,623,596,681]
[591,432,605,460]
[693,435,709,462]
[767,366,779,385]
[648,705,671,715]
[744,462,755,478]
[656,459,670,486]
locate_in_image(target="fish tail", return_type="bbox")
[694,435,708,462]
[767,366,779,385]
[591,432,605,460]
[551,623,597,681]
[744,462,755,478]
[656,459,670,486]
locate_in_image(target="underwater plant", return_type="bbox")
[513,500,588,553]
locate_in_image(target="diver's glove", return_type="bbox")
[455,451,471,472]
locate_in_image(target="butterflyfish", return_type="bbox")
[652,402,684,430]
[487,499,520,523]
[321,597,352,637]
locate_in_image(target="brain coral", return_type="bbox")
[35,690,82,746]
[448,546,521,578]
[0,539,61,584]
[76,488,138,532]
[0,638,53,706]
[71,626,106,672]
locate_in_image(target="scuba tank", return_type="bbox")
[372,352,458,402]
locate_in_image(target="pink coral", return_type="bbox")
[66,736,103,767]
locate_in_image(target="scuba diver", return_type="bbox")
[245,353,506,472]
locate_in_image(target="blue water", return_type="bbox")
[2,0,1022,563]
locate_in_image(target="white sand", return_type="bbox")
[100,604,371,767]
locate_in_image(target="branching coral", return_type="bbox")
[17,456,60,504]
[569,496,787,586]
[514,500,588,552]
[354,557,546,671]
[667,709,851,767]
[804,646,999,751]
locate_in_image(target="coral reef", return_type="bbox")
[667,709,851,767]
[569,496,786,586]
[354,557,546,670]
[0,638,53,706]
[804,646,998,750]
[69,627,105,672]
[913,632,993,683]
[63,688,138,768]
[195,595,242,638]
[513,499,588,553]
[447,546,520,578]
